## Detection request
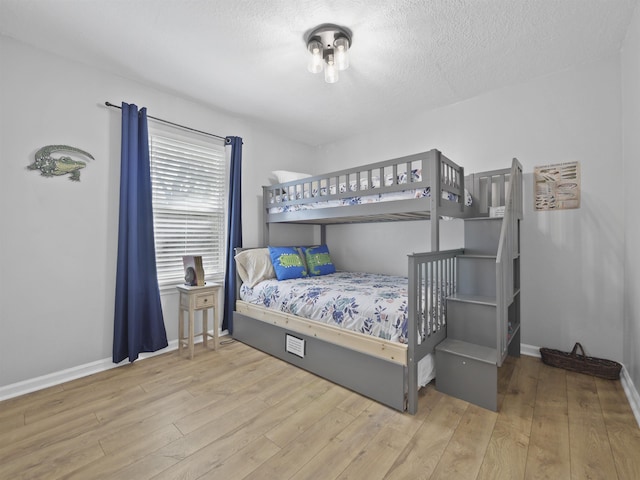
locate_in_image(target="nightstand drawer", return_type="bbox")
[196,293,215,309]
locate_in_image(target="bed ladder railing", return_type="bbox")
[495,158,523,365]
[407,248,462,413]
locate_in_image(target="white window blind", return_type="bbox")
[149,129,226,289]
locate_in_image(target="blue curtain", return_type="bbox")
[113,102,168,363]
[223,136,243,333]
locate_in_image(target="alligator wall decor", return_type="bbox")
[27,145,95,181]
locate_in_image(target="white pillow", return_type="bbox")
[234,248,276,287]
[271,170,312,184]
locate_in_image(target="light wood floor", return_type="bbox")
[1,340,639,480]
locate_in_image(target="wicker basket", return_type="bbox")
[539,342,621,380]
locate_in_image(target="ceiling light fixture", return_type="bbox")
[305,24,352,84]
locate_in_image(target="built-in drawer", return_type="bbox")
[196,293,215,309]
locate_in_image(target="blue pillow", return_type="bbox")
[303,245,336,276]
[268,246,308,280]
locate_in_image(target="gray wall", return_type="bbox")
[315,55,626,366]
[0,36,314,387]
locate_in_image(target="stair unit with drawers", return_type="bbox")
[434,159,523,411]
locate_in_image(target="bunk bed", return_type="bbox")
[232,149,520,414]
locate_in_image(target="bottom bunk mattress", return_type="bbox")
[238,271,436,386]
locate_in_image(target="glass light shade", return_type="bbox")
[307,40,324,73]
[324,53,339,83]
[334,36,350,70]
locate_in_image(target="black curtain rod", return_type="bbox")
[104,101,226,141]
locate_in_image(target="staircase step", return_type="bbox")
[464,217,502,255]
[435,339,498,411]
[457,256,497,297]
[448,293,497,306]
[436,338,498,365]
[446,295,497,347]
[464,216,504,221]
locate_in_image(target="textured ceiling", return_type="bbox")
[0,0,637,146]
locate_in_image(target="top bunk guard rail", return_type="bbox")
[495,158,523,365]
[263,149,465,226]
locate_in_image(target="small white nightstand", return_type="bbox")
[176,283,221,359]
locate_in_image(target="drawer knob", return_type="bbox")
[203,298,208,303]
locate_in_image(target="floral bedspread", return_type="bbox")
[267,168,472,214]
[268,188,436,214]
[239,271,411,344]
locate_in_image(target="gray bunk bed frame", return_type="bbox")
[232,149,519,414]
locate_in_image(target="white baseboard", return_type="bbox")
[521,343,541,358]
[621,366,640,428]
[521,343,640,428]
[0,340,178,402]
[0,329,230,402]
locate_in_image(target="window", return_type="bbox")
[149,128,227,289]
